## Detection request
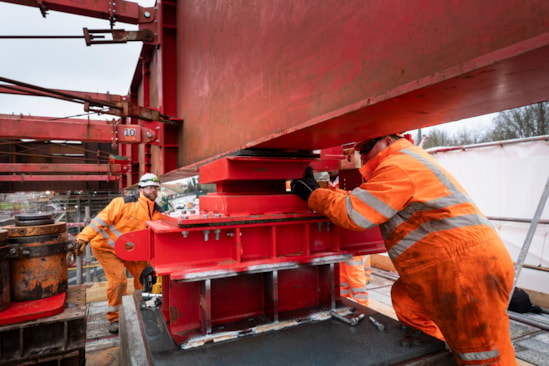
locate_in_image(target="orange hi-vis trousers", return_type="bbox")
[391,239,516,365]
[340,255,371,306]
[92,246,148,322]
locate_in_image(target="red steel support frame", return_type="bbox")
[115,156,385,347]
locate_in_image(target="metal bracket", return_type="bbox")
[83,28,155,46]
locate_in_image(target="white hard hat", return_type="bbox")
[138,173,160,187]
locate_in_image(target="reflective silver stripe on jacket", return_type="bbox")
[94,216,108,227]
[346,195,376,229]
[387,213,492,260]
[386,148,493,260]
[455,348,499,364]
[90,216,122,247]
[109,224,122,239]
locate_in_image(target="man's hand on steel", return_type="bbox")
[74,239,88,256]
[291,166,320,202]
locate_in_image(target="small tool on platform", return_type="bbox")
[331,311,365,326]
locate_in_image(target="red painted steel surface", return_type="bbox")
[153,0,549,181]
[0,175,119,182]
[0,163,123,174]
[199,157,315,184]
[0,292,66,325]
[1,0,153,26]
[199,156,318,215]
[115,215,384,276]
[0,115,156,143]
[199,194,310,216]
[0,86,126,103]
[115,214,384,346]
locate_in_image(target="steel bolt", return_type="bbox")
[144,11,151,18]
[182,231,189,238]
[331,311,363,326]
[369,316,385,331]
[203,230,210,241]
[214,229,221,240]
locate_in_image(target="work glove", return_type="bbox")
[140,266,157,293]
[74,239,87,256]
[291,166,320,202]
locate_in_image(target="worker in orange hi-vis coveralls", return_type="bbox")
[75,173,163,334]
[291,135,516,366]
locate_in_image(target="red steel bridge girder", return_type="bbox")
[158,0,549,181]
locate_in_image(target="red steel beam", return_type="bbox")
[0,0,154,25]
[0,85,125,104]
[159,0,549,181]
[0,115,156,144]
[0,175,119,182]
[0,164,122,174]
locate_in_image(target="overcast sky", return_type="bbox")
[0,0,496,133]
[0,0,154,119]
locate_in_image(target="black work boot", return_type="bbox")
[108,321,119,334]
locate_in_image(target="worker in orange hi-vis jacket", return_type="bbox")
[75,173,164,334]
[290,135,516,366]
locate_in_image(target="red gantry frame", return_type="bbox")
[115,155,384,348]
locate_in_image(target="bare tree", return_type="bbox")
[453,126,491,145]
[489,102,549,140]
[422,128,454,149]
